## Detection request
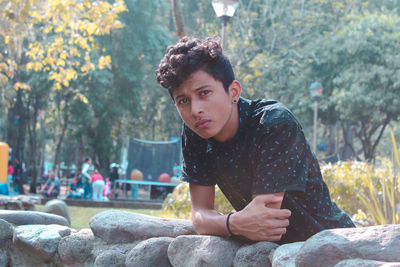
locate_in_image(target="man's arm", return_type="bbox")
[190,183,291,241]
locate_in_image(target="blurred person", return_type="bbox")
[91,170,105,201]
[81,157,92,200]
[67,176,83,199]
[7,160,14,192]
[13,159,24,194]
[103,177,112,200]
[40,172,60,198]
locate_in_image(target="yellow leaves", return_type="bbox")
[26,62,43,71]
[13,82,31,91]
[98,55,111,70]
[1,0,125,95]
[56,59,65,67]
[77,93,88,104]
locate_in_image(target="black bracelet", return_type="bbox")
[226,212,235,237]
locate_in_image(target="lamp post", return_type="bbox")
[309,82,323,154]
[211,0,239,49]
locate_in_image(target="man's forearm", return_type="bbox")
[192,208,230,237]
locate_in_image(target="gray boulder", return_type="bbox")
[0,250,8,267]
[13,224,71,263]
[295,224,400,267]
[94,249,126,267]
[335,259,400,267]
[168,235,242,267]
[270,242,304,267]
[43,199,71,225]
[58,229,95,265]
[126,237,174,267]
[0,210,69,226]
[89,210,195,243]
[0,195,38,211]
[233,241,279,267]
[0,219,13,249]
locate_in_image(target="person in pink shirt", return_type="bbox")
[91,170,105,201]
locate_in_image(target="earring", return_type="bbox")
[233,99,237,103]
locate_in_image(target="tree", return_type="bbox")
[0,0,126,191]
[307,11,400,160]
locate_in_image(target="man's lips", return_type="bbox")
[195,119,211,129]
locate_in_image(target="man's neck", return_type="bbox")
[213,104,240,143]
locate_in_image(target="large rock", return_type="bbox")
[335,258,400,267]
[94,249,126,267]
[168,235,242,267]
[58,229,94,265]
[126,237,174,267]
[0,195,38,211]
[0,250,8,267]
[295,224,400,267]
[233,241,279,267]
[89,210,196,244]
[43,199,71,225]
[0,219,13,249]
[270,242,304,267]
[0,210,69,226]
[13,224,71,263]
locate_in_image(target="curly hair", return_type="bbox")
[155,36,235,93]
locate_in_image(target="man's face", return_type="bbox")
[172,70,239,142]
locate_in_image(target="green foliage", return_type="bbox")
[322,157,400,226]
[162,182,233,219]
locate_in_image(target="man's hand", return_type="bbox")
[229,194,291,242]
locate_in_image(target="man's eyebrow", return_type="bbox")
[194,85,211,91]
[174,85,211,100]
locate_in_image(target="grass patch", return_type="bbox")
[36,205,167,230]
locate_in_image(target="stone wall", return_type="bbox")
[1,207,400,267]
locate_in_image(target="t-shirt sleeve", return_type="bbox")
[252,109,310,195]
[180,125,216,186]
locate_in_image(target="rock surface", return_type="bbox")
[126,237,174,267]
[13,224,71,262]
[0,219,13,249]
[0,195,38,211]
[94,249,126,267]
[0,210,69,226]
[0,250,8,267]
[58,229,95,265]
[168,235,242,267]
[295,224,400,267]
[233,241,279,267]
[334,258,400,267]
[89,210,196,243]
[43,199,71,225]
[271,242,304,267]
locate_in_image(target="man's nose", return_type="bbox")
[191,100,203,116]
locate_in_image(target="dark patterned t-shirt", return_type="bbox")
[181,97,355,244]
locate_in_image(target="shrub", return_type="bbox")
[162,182,233,219]
[322,158,399,226]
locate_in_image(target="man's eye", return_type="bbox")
[178,98,189,105]
[200,90,211,96]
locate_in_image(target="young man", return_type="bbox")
[155,37,354,244]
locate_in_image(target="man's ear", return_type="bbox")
[229,80,242,101]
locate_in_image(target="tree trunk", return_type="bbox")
[342,126,354,161]
[53,113,69,176]
[28,94,40,193]
[171,0,185,38]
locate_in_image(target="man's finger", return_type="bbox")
[254,194,284,204]
[265,207,291,218]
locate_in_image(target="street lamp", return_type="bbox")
[211,0,239,49]
[309,82,323,154]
